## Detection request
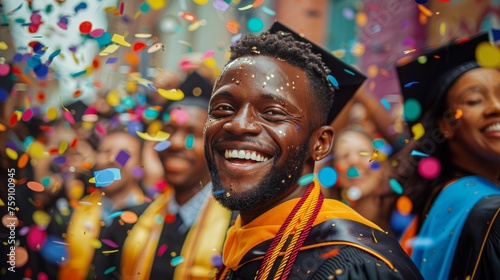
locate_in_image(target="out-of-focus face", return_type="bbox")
[158,106,210,192]
[95,132,141,195]
[444,67,500,164]
[204,55,316,211]
[333,130,383,199]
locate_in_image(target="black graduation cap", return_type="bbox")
[65,100,89,122]
[161,71,213,119]
[268,21,366,124]
[396,32,490,128]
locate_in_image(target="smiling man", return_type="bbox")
[205,22,423,280]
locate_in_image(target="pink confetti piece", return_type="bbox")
[157,244,168,257]
[170,108,189,125]
[101,239,119,248]
[201,50,215,60]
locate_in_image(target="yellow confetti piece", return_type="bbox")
[46,107,58,121]
[106,89,121,106]
[194,0,209,4]
[120,211,138,223]
[112,34,131,47]
[412,123,425,140]
[0,198,4,206]
[238,4,253,10]
[147,120,162,135]
[369,150,379,162]
[0,41,8,50]
[188,20,206,32]
[89,177,96,183]
[158,88,185,101]
[59,140,68,154]
[6,148,18,160]
[33,210,51,227]
[203,57,217,68]
[136,130,170,141]
[146,0,167,10]
[102,250,119,254]
[367,65,379,78]
[476,42,500,68]
[91,239,102,249]
[359,151,370,156]
[439,22,446,36]
[177,40,192,47]
[27,141,47,159]
[356,12,367,27]
[100,44,120,56]
[135,33,152,38]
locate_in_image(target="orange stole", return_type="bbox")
[59,194,103,280]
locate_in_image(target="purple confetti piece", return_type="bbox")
[115,149,131,167]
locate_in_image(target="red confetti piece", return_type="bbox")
[9,113,17,127]
[321,248,340,258]
[27,181,45,192]
[70,137,78,149]
[132,41,147,52]
[72,89,82,98]
[79,21,92,34]
[119,2,124,15]
[164,213,176,223]
[28,24,39,33]
[36,91,46,103]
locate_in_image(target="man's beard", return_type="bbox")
[206,143,309,211]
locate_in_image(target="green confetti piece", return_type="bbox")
[298,173,315,186]
[389,178,403,194]
[346,166,359,178]
[185,134,194,150]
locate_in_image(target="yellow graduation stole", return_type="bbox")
[59,193,102,280]
[121,188,232,280]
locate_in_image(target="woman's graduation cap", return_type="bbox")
[396,32,491,128]
[268,21,366,124]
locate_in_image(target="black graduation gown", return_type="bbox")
[223,219,423,280]
[449,195,500,280]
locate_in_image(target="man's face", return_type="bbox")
[158,106,210,192]
[204,55,316,211]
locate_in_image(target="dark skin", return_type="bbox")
[204,55,334,225]
[158,106,211,205]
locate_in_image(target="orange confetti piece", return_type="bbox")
[18,153,29,168]
[454,108,463,119]
[396,195,413,215]
[253,0,264,8]
[27,181,45,192]
[0,123,6,131]
[321,248,340,258]
[178,11,198,23]
[80,162,93,170]
[120,211,138,224]
[417,4,433,17]
[226,20,240,34]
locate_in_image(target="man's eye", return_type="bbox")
[215,105,233,111]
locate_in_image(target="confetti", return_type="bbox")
[115,152,131,169]
[111,34,131,47]
[104,266,116,275]
[418,157,441,179]
[120,211,138,224]
[213,0,230,11]
[346,166,359,178]
[318,166,338,188]
[79,21,92,34]
[148,43,164,53]
[476,42,500,68]
[213,189,225,196]
[185,134,194,149]
[147,0,167,10]
[380,98,391,110]
[389,178,403,194]
[157,244,168,256]
[404,82,419,88]
[154,140,171,152]
[347,187,362,201]
[410,150,429,157]
[298,173,315,186]
[136,131,170,141]
[94,168,121,187]
[454,108,463,119]
[33,210,51,227]
[18,153,29,168]
[105,57,119,64]
[226,20,240,34]
[327,75,339,88]
[321,248,340,258]
[6,147,18,160]
[90,28,105,37]
[101,239,119,248]
[132,41,147,52]
[247,17,264,32]
[369,150,379,162]
[170,108,189,125]
[411,123,425,140]
[396,195,413,215]
[170,256,185,267]
[178,11,198,22]
[403,98,422,122]
[261,6,276,16]
[238,4,254,11]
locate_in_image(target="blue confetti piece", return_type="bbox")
[298,173,315,186]
[48,49,61,62]
[404,81,419,88]
[492,28,500,43]
[318,166,338,188]
[154,141,171,152]
[261,6,276,16]
[105,57,118,64]
[389,178,403,194]
[0,89,7,102]
[344,69,355,76]
[171,256,184,267]
[410,150,429,157]
[327,74,339,88]
[104,266,117,275]
[71,69,87,78]
[380,98,391,110]
[94,168,121,187]
[213,189,225,196]
[108,211,124,219]
[74,2,88,14]
[185,134,194,150]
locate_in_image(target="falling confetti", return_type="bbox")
[298,173,315,186]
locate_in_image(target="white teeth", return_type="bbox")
[224,149,270,162]
[485,123,500,132]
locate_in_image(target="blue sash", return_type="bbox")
[411,176,500,279]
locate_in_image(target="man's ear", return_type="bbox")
[310,125,335,161]
[437,118,454,139]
